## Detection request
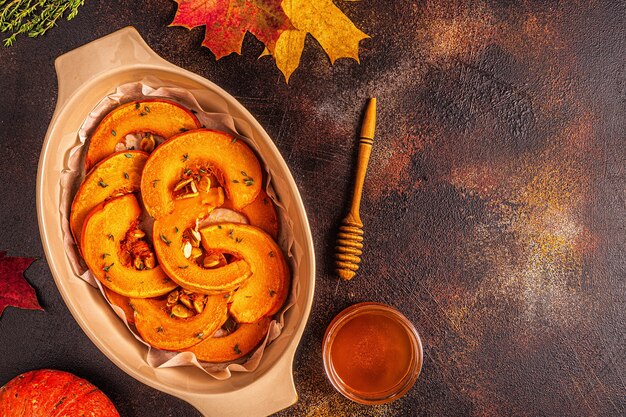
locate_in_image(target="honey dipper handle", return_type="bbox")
[349,98,377,219]
[335,98,377,281]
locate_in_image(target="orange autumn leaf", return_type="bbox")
[270,0,370,81]
[171,0,293,59]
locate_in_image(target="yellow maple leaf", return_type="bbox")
[266,0,369,81]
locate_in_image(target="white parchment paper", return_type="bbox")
[59,77,301,379]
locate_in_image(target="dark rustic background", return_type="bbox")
[1,1,624,416]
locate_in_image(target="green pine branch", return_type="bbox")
[0,0,84,47]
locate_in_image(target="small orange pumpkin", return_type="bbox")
[0,369,120,417]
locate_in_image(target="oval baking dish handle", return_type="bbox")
[184,353,298,417]
[54,26,172,110]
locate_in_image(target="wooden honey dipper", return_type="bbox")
[335,98,377,280]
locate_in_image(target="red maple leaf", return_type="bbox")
[0,252,43,316]
[171,0,293,59]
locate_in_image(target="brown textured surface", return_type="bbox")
[0,1,625,416]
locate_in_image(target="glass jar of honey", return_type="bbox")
[322,302,423,404]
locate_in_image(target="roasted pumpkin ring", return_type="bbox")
[70,150,148,247]
[223,189,280,240]
[103,287,135,326]
[199,224,290,323]
[188,317,271,362]
[81,194,177,298]
[152,198,252,294]
[131,294,228,351]
[84,98,201,171]
[141,129,262,219]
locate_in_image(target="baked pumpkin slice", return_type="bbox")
[152,198,252,294]
[84,98,201,171]
[222,189,280,240]
[199,224,290,323]
[103,287,135,326]
[81,194,177,298]
[188,317,271,362]
[131,293,228,351]
[70,150,148,246]
[141,129,262,219]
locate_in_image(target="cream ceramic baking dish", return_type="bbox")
[36,27,315,417]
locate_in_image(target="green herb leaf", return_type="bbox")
[111,129,116,136]
[269,289,276,297]
[234,344,241,354]
[103,263,114,272]
[152,179,160,187]
[124,153,133,158]
[231,137,237,144]
[160,234,171,246]
[135,103,140,110]
[156,326,164,333]
[269,251,275,258]
[144,106,151,113]
[178,265,189,269]
[0,0,85,47]
[124,172,129,179]
[182,153,189,162]
[98,178,108,188]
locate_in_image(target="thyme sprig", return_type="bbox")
[0,0,85,47]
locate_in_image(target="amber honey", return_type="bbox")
[323,303,423,404]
